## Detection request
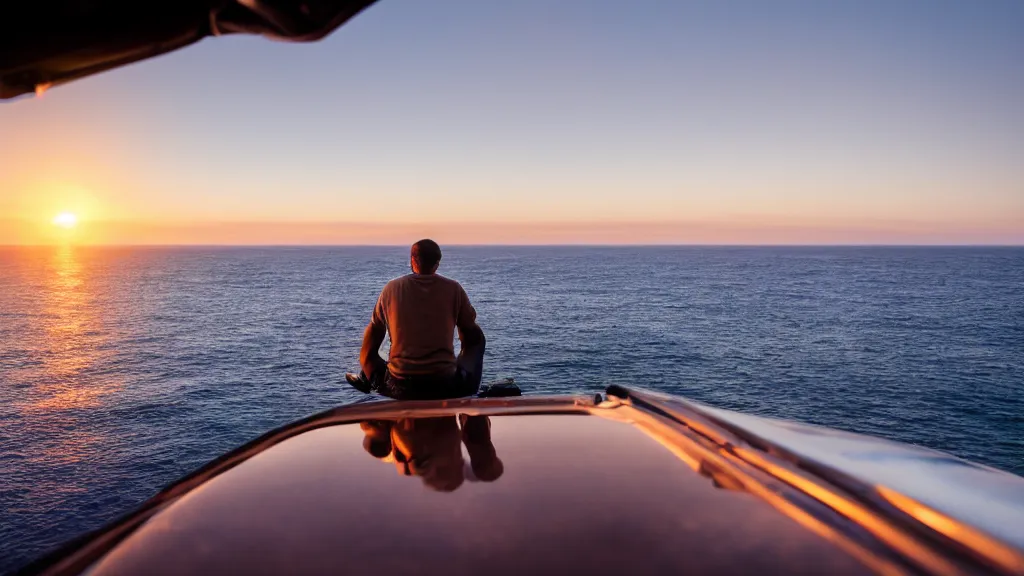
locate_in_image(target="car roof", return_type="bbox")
[78,412,873,575]
[22,391,1023,575]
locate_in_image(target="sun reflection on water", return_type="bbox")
[21,246,122,462]
[39,246,91,378]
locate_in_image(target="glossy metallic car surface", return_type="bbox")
[22,389,1024,575]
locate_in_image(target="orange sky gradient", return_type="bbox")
[3,217,1022,246]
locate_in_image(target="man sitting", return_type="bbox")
[346,239,486,400]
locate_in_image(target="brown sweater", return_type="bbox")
[371,274,477,377]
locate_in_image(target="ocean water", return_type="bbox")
[1,246,1022,571]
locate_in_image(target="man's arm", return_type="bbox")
[359,291,389,379]
[458,321,485,349]
[455,285,485,394]
[456,286,485,348]
[359,321,387,378]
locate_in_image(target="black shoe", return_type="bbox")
[345,372,373,394]
[478,378,521,398]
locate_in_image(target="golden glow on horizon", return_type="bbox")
[52,212,79,229]
[0,216,1018,245]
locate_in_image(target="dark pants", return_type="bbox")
[365,338,485,401]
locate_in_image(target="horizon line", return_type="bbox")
[4,243,1023,248]
[6,218,1021,246]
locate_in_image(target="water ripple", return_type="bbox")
[0,246,1022,572]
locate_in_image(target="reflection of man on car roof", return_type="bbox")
[359,416,504,492]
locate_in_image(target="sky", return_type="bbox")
[1,0,1023,245]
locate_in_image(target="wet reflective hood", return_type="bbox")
[0,0,378,99]
[18,387,1024,575]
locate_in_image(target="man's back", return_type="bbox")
[374,273,476,378]
[352,239,486,400]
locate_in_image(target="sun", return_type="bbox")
[52,212,79,229]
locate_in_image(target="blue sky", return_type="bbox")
[2,0,1022,243]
